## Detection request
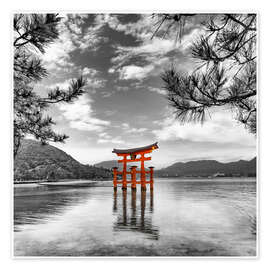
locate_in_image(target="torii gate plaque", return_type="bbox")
[112,142,158,191]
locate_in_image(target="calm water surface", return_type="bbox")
[14,178,256,256]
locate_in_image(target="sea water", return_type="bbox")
[14,178,256,256]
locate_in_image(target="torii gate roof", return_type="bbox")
[112,142,158,154]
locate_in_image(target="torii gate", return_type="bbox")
[112,142,158,191]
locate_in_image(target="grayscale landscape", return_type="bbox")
[13,13,257,257]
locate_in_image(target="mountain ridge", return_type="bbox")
[155,158,256,177]
[14,139,112,182]
[94,158,256,178]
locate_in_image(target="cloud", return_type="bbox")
[76,26,108,52]
[112,38,176,65]
[86,77,106,89]
[99,92,112,98]
[100,85,130,98]
[67,14,108,53]
[152,109,255,146]
[107,15,180,80]
[148,87,167,95]
[41,23,76,71]
[118,65,154,80]
[108,15,205,82]
[42,14,107,71]
[48,79,73,90]
[110,38,189,82]
[58,95,110,132]
[97,138,125,144]
[126,127,148,133]
[110,38,176,73]
[116,86,130,92]
[97,132,125,144]
[121,122,148,133]
[115,56,171,81]
[48,67,106,91]
[81,67,106,89]
[121,123,130,129]
[82,67,97,76]
[101,14,153,40]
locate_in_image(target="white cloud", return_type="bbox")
[121,122,148,133]
[105,14,155,41]
[42,15,107,71]
[126,127,148,133]
[77,25,108,52]
[82,67,97,76]
[101,92,113,98]
[42,24,76,71]
[116,86,129,92]
[81,67,106,89]
[118,65,155,80]
[48,79,74,90]
[107,14,180,81]
[97,132,125,144]
[110,38,176,73]
[116,56,170,81]
[121,123,130,129]
[70,14,108,52]
[112,37,176,65]
[148,87,167,95]
[48,66,106,91]
[97,138,125,144]
[86,77,106,89]
[153,109,256,146]
[58,95,110,132]
[108,15,205,82]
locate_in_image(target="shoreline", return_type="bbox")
[14,179,112,188]
[14,177,256,188]
[14,178,112,184]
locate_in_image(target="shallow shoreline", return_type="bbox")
[39,180,111,187]
[14,177,256,189]
[14,178,111,183]
[14,179,112,188]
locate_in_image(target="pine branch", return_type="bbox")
[14,14,61,53]
[41,76,87,104]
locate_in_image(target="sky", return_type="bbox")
[34,14,256,168]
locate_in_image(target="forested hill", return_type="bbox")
[155,158,256,178]
[14,140,112,182]
[94,160,132,171]
[94,160,119,169]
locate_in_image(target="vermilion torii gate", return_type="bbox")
[112,142,158,191]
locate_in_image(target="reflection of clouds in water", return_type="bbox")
[14,188,114,244]
[172,199,234,227]
[153,180,256,255]
[14,186,95,230]
[14,179,256,256]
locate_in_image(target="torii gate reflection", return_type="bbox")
[113,189,159,240]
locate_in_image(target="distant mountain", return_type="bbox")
[94,160,119,170]
[155,158,256,178]
[94,157,256,178]
[94,160,132,171]
[14,140,112,182]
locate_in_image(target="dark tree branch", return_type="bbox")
[153,13,256,133]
